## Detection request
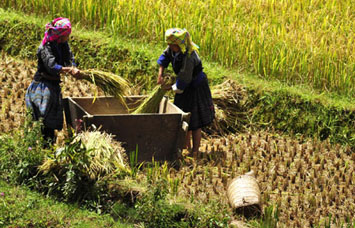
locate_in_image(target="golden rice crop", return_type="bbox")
[3,0,354,96]
[80,69,129,104]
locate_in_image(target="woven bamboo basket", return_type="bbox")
[227,171,262,217]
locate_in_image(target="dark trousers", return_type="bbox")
[42,127,55,147]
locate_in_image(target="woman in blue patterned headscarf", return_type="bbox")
[157,28,215,155]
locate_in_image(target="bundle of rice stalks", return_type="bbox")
[74,130,130,179]
[132,75,175,114]
[207,79,249,135]
[79,69,129,104]
[40,130,130,180]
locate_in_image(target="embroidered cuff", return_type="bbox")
[53,64,63,73]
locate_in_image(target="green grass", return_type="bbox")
[0,180,131,228]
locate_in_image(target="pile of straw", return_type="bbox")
[207,79,249,135]
[79,69,129,103]
[73,130,129,179]
[132,75,175,114]
[39,130,130,180]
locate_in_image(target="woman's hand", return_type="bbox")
[161,83,172,90]
[70,68,82,79]
[157,74,164,84]
[62,67,82,79]
[70,67,80,75]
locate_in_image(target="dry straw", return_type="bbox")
[80,69,129,104]
[132,75,175,114]
[39,130,130,180]
[73,130,129,179]
[209,79,248,135]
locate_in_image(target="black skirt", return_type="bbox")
[44,81,63,130]
[174,76,215,131]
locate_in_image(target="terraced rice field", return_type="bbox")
[0,53,353,227]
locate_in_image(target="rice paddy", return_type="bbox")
[1,1,354,226]
[1,0,354,96]
[0,53,353,226]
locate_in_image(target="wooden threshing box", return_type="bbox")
[63,96,190,162]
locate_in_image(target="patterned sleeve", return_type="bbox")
[176,53,196,90]
[40,44,62,74]
[157,47,171,68]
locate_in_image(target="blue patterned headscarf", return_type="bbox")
[165,28,199,55]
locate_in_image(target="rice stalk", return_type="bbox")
[79,69,129,104]
[75,130,129,179]
[39,130,130,180]
[207,79,249,135]
[132,75,175,114]
[2,0,354,95]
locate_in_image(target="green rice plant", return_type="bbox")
[129,145,144,178]
[168,176,180,196]
[248,205,279,228]
[132,75,174,114]
[134,178,191,228]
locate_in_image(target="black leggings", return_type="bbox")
[42,127,55,146]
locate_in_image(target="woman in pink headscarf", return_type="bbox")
[25,17,81,145]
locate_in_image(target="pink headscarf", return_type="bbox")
[41,17,72,46]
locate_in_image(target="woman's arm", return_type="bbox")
[40,43,80,79]
[157,47,172,84]
[41,45,62,75]
[157,65,165,84]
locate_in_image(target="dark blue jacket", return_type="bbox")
[34,41,76,83]
[157,47,205,90]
